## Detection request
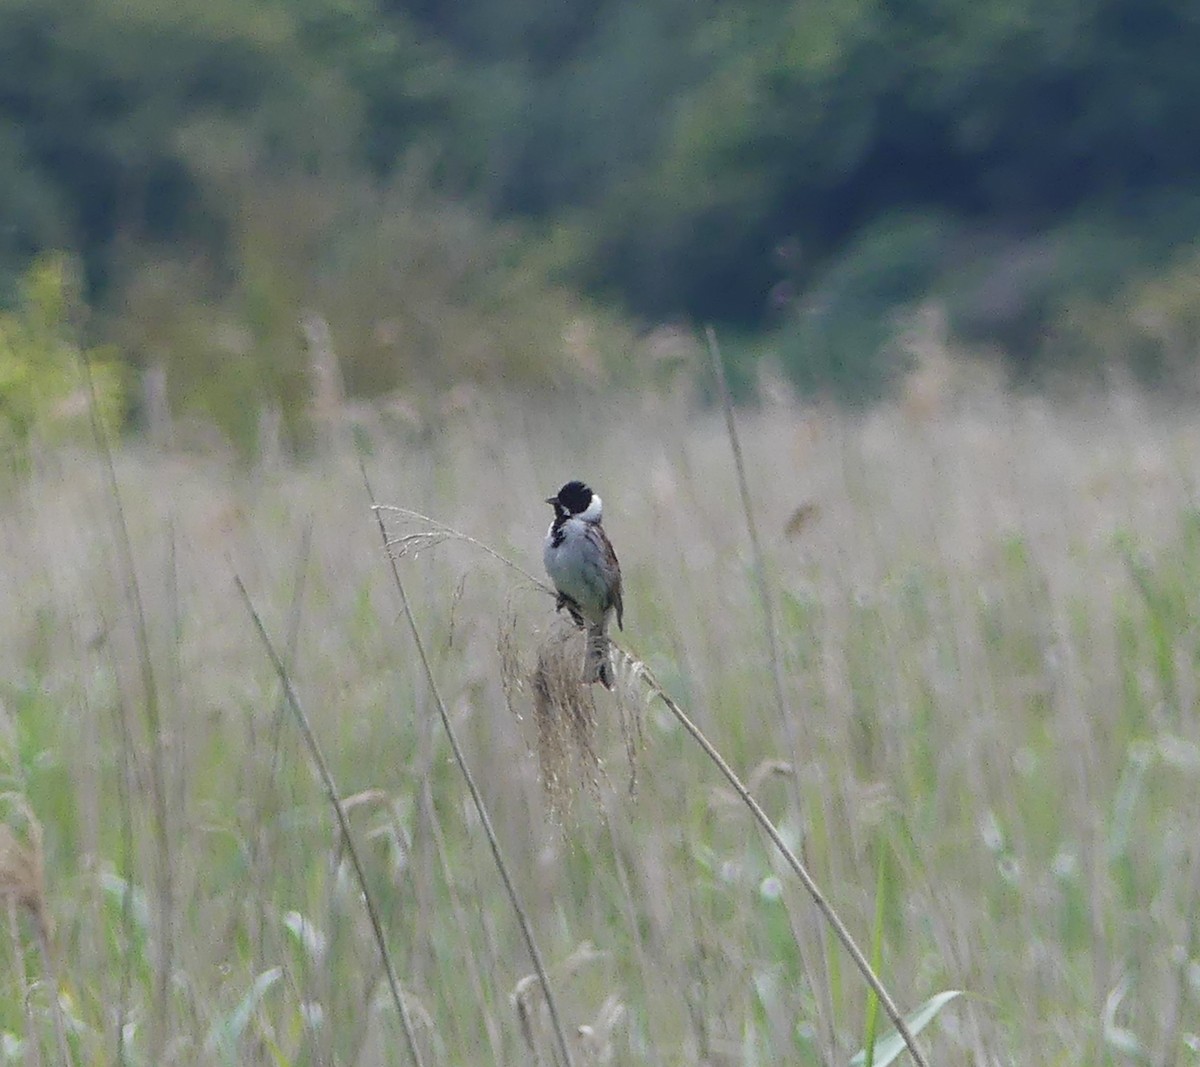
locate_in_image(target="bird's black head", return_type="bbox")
[547,480,593,515]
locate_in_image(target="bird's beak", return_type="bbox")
[544,496,558,506]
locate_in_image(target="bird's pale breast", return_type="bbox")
[544,519,612,625]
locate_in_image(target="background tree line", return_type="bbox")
[3,0,1200,441]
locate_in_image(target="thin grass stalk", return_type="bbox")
[376,506,551,593]
[246,525,313,974]
[33,916,72,1067]
[1157,846,1200,1067]
[364,469,577,1067]
[78,350,173,1055]
[233,576,427,1067]
[7,898,37,1067]
[265,524,315,782]
[598,799,663,1067]
[165,523,187,836]
[862,849,888,1067]
[68,627,131,1065]
[420,781,506,1063]
[637,661,929,1067]
[703,327,801,774]
[375,492,923,1063]
[705,324,836,1050]
[99,608,136,1067]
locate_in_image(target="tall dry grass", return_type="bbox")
[0,376,1198,1064]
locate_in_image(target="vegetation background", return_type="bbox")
[1,0,1200,1063]
[4,0,1200,428]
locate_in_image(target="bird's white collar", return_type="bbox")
[579,493,603,523]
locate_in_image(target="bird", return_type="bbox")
[543,480,624,689]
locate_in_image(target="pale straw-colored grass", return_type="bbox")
[0,378,1198,1062]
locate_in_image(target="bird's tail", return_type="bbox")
[585,623,614,690]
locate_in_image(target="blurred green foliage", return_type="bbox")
[1050,241,1200,389]
[2,0,1200,417]
[0,255,124,458]
[768,213,952,403]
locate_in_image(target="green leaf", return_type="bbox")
[204,966,283,1064]
[1102,975,1149,1062]
[99,871,150,933]
[849,990,963,1067]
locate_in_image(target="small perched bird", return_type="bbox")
[543,480,624,688]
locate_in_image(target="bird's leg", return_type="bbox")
[555,593,586,628]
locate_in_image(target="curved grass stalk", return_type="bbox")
[366,471,577,1067]
[234,577,427,1067]
[630,653,928,1067]
[373,497,929,1067]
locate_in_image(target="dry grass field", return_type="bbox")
[1,383,1198,1065]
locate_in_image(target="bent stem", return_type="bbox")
[635,659,929,1067]
[703,326,801,772]
[374,504,553,595]
[373,494,927,1067]
[365,469,577,1067]
[234,576,427,1067]
[703,324,835,1043]
[79,348,174,1056]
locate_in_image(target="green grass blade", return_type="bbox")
[849,990,963,1067]
[204,966,282,1064]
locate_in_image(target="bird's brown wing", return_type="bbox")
[603,529,624,630]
